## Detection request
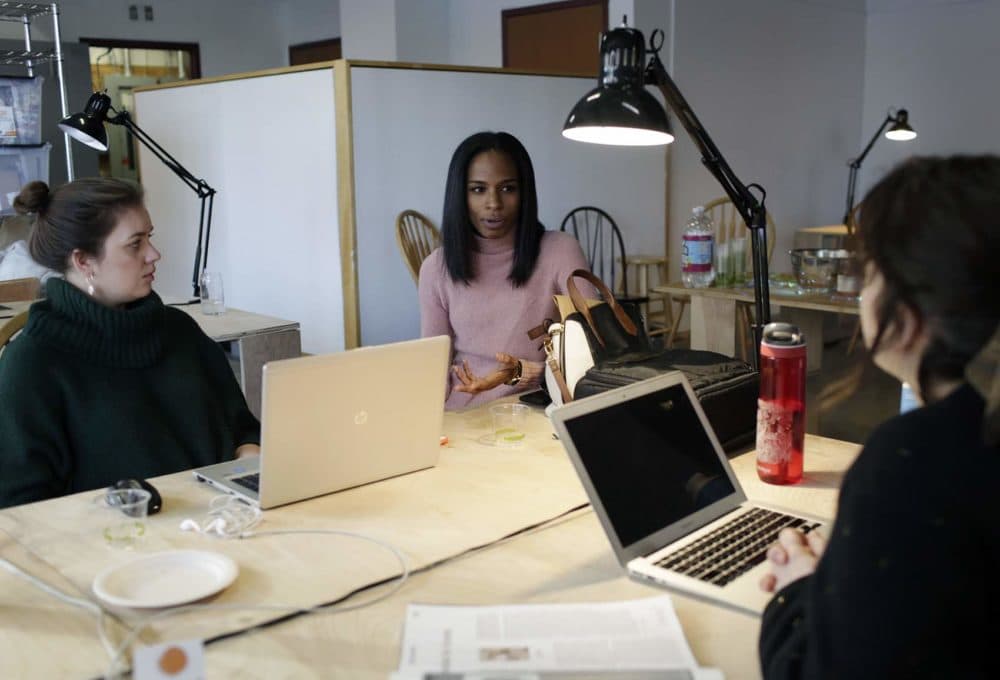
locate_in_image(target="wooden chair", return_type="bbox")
[395,210,441,285]
[670,198,777,359]
[560,206,647,307]
[0,276,41,303]
[0,310,28,354]
[622,254,676,340]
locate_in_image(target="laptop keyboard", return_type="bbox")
[230,473,260,493]
[654,507,821,587]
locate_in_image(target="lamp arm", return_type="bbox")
[645,52,771,362]
[110,109,217,296]
[842,114,892,226]
[110,110,216,198]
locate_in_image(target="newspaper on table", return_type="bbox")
[392,596,723,680]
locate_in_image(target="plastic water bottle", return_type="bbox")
[682,206,715,288]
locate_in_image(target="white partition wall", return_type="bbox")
[133,61,667,352]
[349,65,667,347]
[134,67,343,354]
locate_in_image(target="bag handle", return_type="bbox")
[565,269,638,347]
[527,319,574,404]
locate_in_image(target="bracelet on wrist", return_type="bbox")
[505,360,523,386]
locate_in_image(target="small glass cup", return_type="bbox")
[490,403,529,447]
[103,488,150,549]
[199,270,226,315]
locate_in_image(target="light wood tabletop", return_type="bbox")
[0,401,860,679]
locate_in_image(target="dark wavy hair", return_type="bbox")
[440,131,543,286]
[857,155,1000,401]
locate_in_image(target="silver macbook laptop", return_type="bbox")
[550,371,827,615]
[194,335,450,509]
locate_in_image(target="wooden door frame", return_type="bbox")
[80,38,202,80]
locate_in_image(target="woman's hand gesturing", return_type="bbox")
[453,352,521,394]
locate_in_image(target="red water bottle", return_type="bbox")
[756,323,806,484]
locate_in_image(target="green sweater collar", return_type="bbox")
[26,278,166,368]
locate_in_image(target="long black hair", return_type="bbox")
[440,131,543,286]
[857,155,1000,400]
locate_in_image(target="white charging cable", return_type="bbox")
[99,508,412,679]
[0,555,120,659]
[178,494,262,538]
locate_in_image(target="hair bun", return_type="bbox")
[13,180,51,215]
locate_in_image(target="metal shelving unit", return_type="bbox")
[0,1,72,178]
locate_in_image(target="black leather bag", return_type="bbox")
[566,270,759,452]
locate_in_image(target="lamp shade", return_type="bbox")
[58,92,112,151]
[562,25,673,146]
[885,109,917,141]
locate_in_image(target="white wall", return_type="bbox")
[668,0,866,278]
[341,0,397,60]
[396,0,450,64]
[858,0,1000,196]
[0,0,342,77]
[276,0,342,50]
[134,68,343,355]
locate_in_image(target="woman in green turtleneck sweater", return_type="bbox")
[0,179,260,508]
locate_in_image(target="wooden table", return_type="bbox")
[652,282,859,372]
[0,401,860,679]
[0,299,300,419]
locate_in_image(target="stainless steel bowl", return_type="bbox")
[789,248,853,292]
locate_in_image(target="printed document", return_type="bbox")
[394,596,723,679]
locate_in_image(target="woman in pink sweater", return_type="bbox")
[419,131,591,410]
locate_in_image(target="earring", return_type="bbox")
[87,273,95,296]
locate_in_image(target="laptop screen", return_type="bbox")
[560,382,737,547]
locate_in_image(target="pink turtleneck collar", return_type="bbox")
[471,227,516,254]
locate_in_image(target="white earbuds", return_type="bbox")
[179,496,261,538]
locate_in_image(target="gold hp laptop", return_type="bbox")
[550,371,827,615]
[194,336,450,509]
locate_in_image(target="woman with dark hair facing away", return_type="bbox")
[758,156,1000,679]
[0,179,260,508]
[419,131,591,409]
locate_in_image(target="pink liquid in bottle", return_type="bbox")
[756,323,806,485]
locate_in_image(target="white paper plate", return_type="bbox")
[92,550,238,608]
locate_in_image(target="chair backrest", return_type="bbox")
[0,276,41,303]
[395,210,441,285]
[560,206,629,297]
[0,310,28,353]
[702,196,777,270]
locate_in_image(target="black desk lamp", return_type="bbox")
[58,92,217,297]
[842,108,916,228]
[563,21,771,364]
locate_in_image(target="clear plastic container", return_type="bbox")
[0,76,44,145]
[681,206,715,288]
